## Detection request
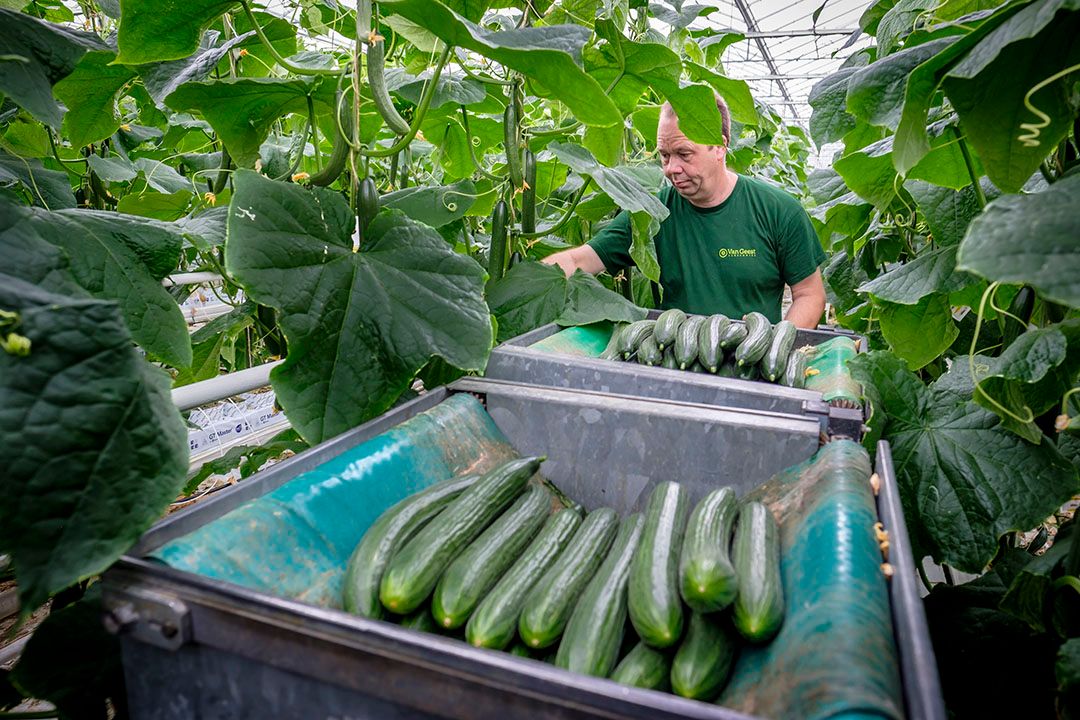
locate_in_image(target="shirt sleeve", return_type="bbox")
[778,205,826,286]
[587,210,634,273]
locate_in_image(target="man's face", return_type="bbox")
[656,112,725,204]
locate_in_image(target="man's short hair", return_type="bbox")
[660,95,731,147]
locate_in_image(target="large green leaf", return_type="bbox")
[966,321,1080,442]
[165,77,336,168]
[390,70,487,109]
[486,261,646,342]
[379,180,476,228]
[834,119,975,207]
[52,51,137,148]
[849,350,1079,572]
[875,0,938,54]
[859,246,978,304]
[227,10,298,79]
[956,174,1080,307]
[0,277,188,610]
[382,0,621,128]
[905,179,984,247]
[138,29,254,109]
[587,24,728,144]
[808,69,857,146]
[86,155,138,183]
[0,8,108,127]
[845,38,955,130]
[549,142,668,282]
[891,1,1022,175]
[1,202,191,367]
[0,150,77,210]
[9,585,124,717]
[683,61,758,126]
[225,170,492,444]
[116,0,240,64]
[135,158,195,195]
[941,0,1080,192]
[877,293,959,369]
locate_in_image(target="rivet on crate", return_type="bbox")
[881,562,894,579]
[869,472,881,496]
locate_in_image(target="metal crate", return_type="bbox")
[485,316,866,438]
[102,378,942,720]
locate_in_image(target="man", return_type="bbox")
[543,97,827,329]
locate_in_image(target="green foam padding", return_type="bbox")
[720,440,903,720]
[152,394,517,608]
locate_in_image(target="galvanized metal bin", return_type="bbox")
[102,378,942,720]
[485,315,866,437]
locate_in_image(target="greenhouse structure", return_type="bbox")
[1,0,1078,717]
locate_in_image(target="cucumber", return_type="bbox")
[697,314,729,373]
[737,361,759,381]
[679,487,738,613]
[610,641,672,691]
[761,320,796,381]
[599,324,627,361]
[343,474,479,619]
[487,200,509,285]
[400,606,439,633]
[636,333,663,366]
[519,508,620,649]
[433,484,551,629]
[380,456,542,614]
[653,309,686,350]
[308,94,351,187]
[619,319,655,359]
[521,149,537,234]
[357,177,380,235]
[509,642,533,658]
[674,315,706,370]
[503,102,524,191]
[735,312,772,366]
[689,361,707,373]
[661,346,678,370]
[781,349,808,389]
[466,508,582,650]
[717,357,738,378]
[629,482,690,648]
[367,38,411,135]
[732,501,785,642]
[556,513,645,677]
[718,321,748,350]
[670,612,739,701]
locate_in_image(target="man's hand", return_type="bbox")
[542,245,606,277]
[785,270,827,329]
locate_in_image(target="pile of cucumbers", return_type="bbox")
[343,457,785,703]
[601,309,815,387]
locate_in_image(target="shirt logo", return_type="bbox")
[718,248,756,259]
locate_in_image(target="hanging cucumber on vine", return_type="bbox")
[521,149,537,235]
[504,80,525,190]
[365,7,411,136]
[488,199,510,286]
[308,95,352,187]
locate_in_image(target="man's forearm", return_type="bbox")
[785,296,825,329]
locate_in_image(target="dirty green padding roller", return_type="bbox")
[720,440,903,720]
[152,395,517,609]
[804,336,863,407]
[529,322,614,357]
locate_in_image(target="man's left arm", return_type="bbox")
[777,204,827,329]
[786,270,826,329]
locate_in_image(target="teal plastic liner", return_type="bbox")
[804,336,863,406]
[153,394,517,608]
[529,322,613,357]
[720,440,903,720]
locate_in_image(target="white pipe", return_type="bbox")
[172,360,284,411]
[163,271,224,287]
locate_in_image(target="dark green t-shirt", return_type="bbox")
[589,175,825,323]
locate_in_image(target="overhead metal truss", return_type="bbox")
[730,0,799,122]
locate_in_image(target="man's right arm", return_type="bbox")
[542,244,607,277]
[542,209,634,278]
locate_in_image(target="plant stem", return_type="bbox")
[458,58,514,86]
[240,0,343,76]
[357,46,453,158]
[517,179,591,239]
[954,128,986,208]
[460,105,502,181]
